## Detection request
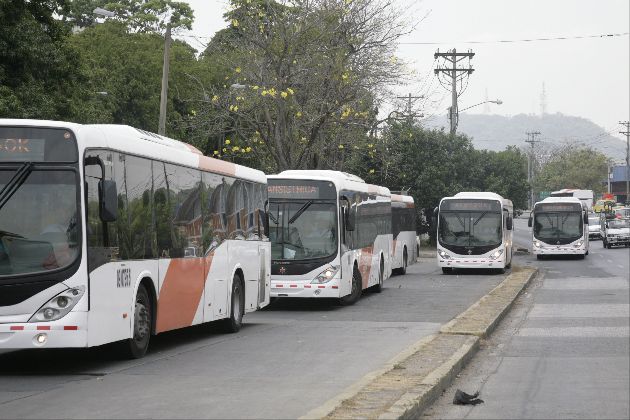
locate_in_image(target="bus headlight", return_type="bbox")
[533,241,541,248]
[438,249,451,260]
[29,286,85,322]
[489,249,504,260]
[573,240,584,248]
[312,266,340,284]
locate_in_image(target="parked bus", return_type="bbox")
[391,194,417,274]
[267,171,392,305]
[436,192,514,274]
[550,189,594,212]
[0,120,270,358]
[528,196,589,259]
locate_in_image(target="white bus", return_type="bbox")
[529,196,589,259]
[0,120,270,358]
[267,171,392,305]
[550,189,594,212]
[391,194,417,275]
[436,192,514,274]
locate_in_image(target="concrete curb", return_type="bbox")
[303,266,538,419]
[418,251,436,258]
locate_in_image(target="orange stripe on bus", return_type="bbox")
[156,258,206,333]
[198,155,237,177]
[358,246,374,289]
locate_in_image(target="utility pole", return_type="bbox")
[395,93,424,123]
[158,23,172,136]
[434,49,475,135]
[620,121,630,202]
[525,131,541,209]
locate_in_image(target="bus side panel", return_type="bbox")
[204,244,228,322]
[155,257,205,333]
[87,260,158,347]
[227,239,261,314]
[339,249,356,297]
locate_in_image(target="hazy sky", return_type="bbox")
[178,0,629,141]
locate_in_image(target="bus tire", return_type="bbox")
[120,284,152,359]
[442,267,453,275]
[222,275,244,333]
[505,249,512,269]
[340,265,362,305]
[400,248,408,275]
[606,243,612,249]
[374,257,385,293]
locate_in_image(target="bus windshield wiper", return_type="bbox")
[0,162,33,211]
[268,210,279,225]
[288,200,313,225]
[473,211,488,226]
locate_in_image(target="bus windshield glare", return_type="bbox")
[0,127,79,277]
[533,203,583,244]
[438,199,502,248]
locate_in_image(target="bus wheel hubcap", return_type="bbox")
[134,302,149,341]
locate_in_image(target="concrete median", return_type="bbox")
[302,266,538,419]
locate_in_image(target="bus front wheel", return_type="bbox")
[340,266,362,305]
[442,267,453,275]
[120,284,152,359]
[223,275,245,333]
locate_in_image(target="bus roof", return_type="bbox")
[269,170,391,197]
[391,194,414,204]
[441,191,513,210]
[535,196,583,206]
[0,119,266,184]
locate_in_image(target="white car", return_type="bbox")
[602,218,630,249]
[588,214,600,239]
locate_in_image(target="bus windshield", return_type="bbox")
[269,201,337,260]
[534,211,583,243]
[0,168,79,277]
[438,211,502,247]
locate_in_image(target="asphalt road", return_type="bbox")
[424,218,630,419]
[0,255,507,419]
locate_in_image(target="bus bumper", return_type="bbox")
[0,311,88,349]
[271,281,341,298]
[532,247,586,255]
[437,257,504,269]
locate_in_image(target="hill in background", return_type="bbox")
[425,113,626,160]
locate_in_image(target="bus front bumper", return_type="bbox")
[271,281,341,298]
[532,245,586,255]
[437,257,504,269]
[0,311,88,349]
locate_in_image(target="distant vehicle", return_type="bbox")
[588,214,601,239]
[601,218,630,248]
[593,199,616,213]
[267,170,392,305]
[435,192,514,274]
[391,194,417,275]
[550,189,594,212]
[529,197,589,259]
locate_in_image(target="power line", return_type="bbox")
[434,49,474,135]
[400,32,629,45]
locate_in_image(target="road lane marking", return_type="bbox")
[518,326,629,337]
[529,304,629,318]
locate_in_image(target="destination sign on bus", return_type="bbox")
[268,179,336,200]
[441,199,500,212]
[536,203,582,213]
[0,128,78,162]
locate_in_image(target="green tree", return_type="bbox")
[533,146,608,195]
[103,0,194,32]
[191,0,409,172]
[0,0,86,119]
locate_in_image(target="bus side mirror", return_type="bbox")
[341,195,355,231]
[583,213,588,224]
[506,216,513,230]
[527,216,532,228]
[432,207,438,231]
[99,179,118,222]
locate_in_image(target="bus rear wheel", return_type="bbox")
[374,258,385,293]
[223,275,245,333]
[340,266,362,305]
[398,248,408,275]
[120,284,152,359]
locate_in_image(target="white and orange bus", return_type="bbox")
[0,120,270,358]
[267,171,392,305]
[391,194,417,274]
